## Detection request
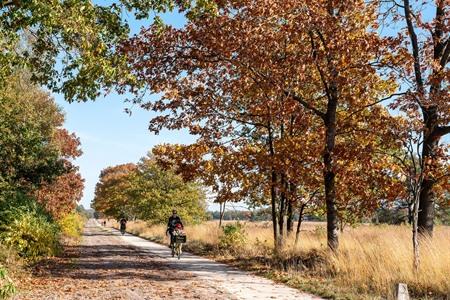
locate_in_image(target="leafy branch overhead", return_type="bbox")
[0,0,216,102]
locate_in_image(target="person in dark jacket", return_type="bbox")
[166,209,183,246]
[119,218,127,234]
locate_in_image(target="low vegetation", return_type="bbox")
[58,212,86,242]
[0,246,19,300]
[0,194,60,262]
[114,220,450,299]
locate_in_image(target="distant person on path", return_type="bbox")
[166,209,183,246]
[119,218,127,234]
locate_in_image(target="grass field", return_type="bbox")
[106,219,450,299]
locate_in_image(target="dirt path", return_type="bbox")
[15,220,321,300]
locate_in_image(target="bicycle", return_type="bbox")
[170,230,186,259]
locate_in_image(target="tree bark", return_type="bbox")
[295,204,306,246]
[287,199,294,233]
[268,121,281,250]
[279,179,285,240]
[219,201,226,227]
[417,133,437,236]
[412,184,421,271]
[270,170,280,250]
[324,90,339,251]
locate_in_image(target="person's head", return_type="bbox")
[172,209,177,216]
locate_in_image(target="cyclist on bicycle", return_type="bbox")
[119,217,127,234]
[166,209,183,247]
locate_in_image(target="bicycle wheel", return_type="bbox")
[176,243,182,259]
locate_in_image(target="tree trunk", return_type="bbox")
[418,178,434,236]
[287,199,294,233]
[324,93,339,251]
[278,176,286,242]
[412,188,421,271]
[270,170,280,250]
[417,109,439,237]
[268,122,281,250]
[278,123,287,246]
[219,202,226,227]
[295,204,306,246]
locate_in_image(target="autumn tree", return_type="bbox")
[0,72,66,192]
[92,156,207,224]
[0,71,85,218]
[381,0,449,236]
[34,129,84,219]
[119,0,404,250]
[92,163,138,219]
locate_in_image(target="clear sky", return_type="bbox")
[55,93,196,209]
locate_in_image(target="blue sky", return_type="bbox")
[55,93,196,209]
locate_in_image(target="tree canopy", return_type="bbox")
[92,155,207,224]
[118,0,412,250]
[0,71,84,219]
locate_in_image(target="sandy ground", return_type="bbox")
[15,220,321,300]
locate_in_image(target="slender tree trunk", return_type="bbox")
[271,170,279,250]
[277,205,285,249]
[324,95,339,251]
[277,124,286,247]
[287,199,294,233]
[412,189,421,271]
[219,202,226,227]
[268,121,282,250]
[279,175,286,242]
[295,204,306,246]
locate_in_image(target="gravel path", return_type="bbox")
[15,219,321,300]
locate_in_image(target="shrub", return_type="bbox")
[58,212,85,239]
[219,222,246,253]
[0,193,60,262]
[1,212,60,261]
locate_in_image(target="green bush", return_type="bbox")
[219,222,246,253]
[58,212,85,239]
[0,193,60,262]
[1,212,60,261]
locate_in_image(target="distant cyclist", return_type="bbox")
[119,218,127,235]
[166,210,183,246]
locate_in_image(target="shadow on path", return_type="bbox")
[32,227,196,282]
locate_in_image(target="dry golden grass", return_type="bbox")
[104,219,450,299]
